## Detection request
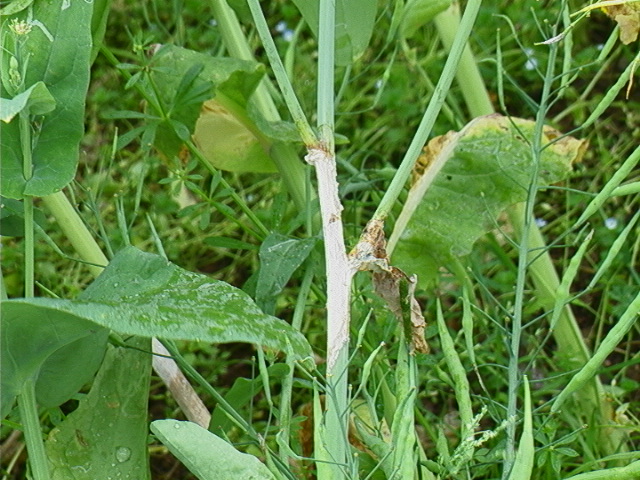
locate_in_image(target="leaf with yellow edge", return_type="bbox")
[390,114,586,286]
[603,2,640,44]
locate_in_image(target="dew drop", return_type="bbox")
[115,446,131,463]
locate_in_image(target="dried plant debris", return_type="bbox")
[603,2,640,44]
[351,220,429,354]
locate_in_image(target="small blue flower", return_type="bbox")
[535,218,547,228]
[604,217,618,230]
[275,21,294,42]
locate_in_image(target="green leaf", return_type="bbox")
[192,97,277,173]
[0,0,93,198]
[147,45,274,169]
[148,45,302,173]
[0,81,55,122]
[151,419,275,480]
[46,336,152,480]
[2,247,313,360]
[291,0,378,66]
[0,196,47,237]
[0,303,109,419]
[399,0,452,39]
[0,0,34,16]
[209,363,289,435]
[391,115,584,286]
[256,234,317,314]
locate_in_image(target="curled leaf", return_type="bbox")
[350,219,429,354]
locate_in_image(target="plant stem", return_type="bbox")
[20,112,34,298]
[430,0,627,465]
[41,192,108,277]
[249,0,355,472]
[278,265,314,463]
[17,378,51,480]
[209,0,309,211]
[373,0,483,222]
[309,1,355,476]
[245,0,316,145]
[433,3,494,118]
[504,41,557,471]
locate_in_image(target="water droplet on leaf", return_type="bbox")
[115,446,131,463]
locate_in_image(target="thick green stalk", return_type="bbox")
[433,3,494,118]
[18,108,47,478]
[314,1,352,477]
[373,0,483,221]
[17,378,51,480]
[41,191,108,277]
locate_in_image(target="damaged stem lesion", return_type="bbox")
[304,145,354,370]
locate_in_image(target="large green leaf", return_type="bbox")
[46,337,152,480]
[390,115,585,286]
[0,303,109,419]
[3,247,313,360]
[291,0,378,66]
[151,419,275,480]
[0,0,93,198]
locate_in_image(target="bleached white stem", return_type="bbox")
[305,147,354,371]
[152,339,211,428]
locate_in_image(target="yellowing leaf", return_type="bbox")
[390,114,586,286]
[192,99,277,173]
[603,2,640,44]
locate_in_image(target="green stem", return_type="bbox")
[246,0,316,146]
[504,41,557,473]
[20,112,34,298]
[311,1,352,477]
[23,196,34,297]
[278,265,314,462]
[433,3,494,119]
[430,0,626,465]
[210,0,309,211]
[41,191,109,277]
[373,0,483,221]
[17,378,51,480]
